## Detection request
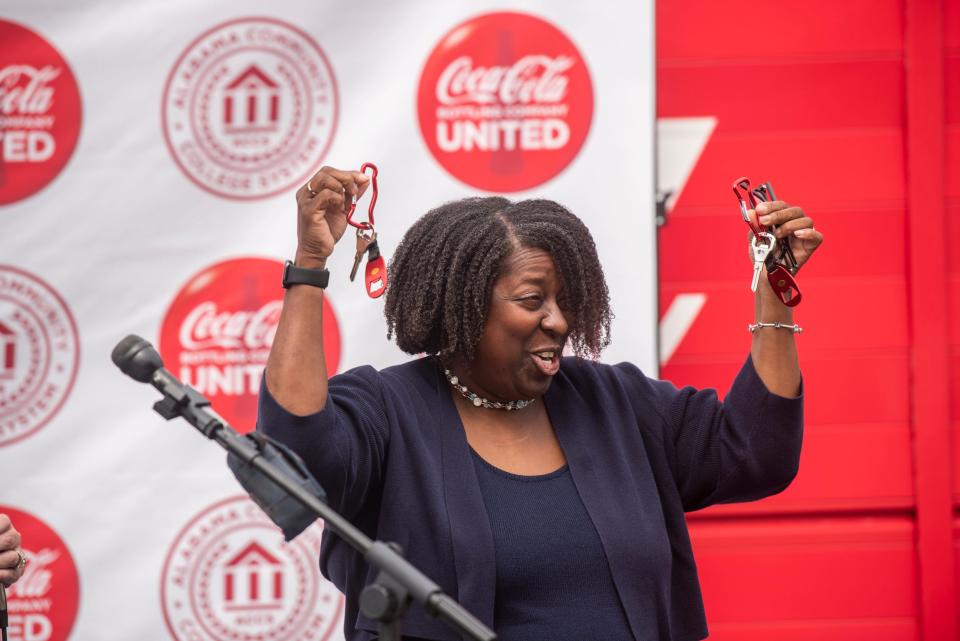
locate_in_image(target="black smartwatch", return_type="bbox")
[282,260,329,289]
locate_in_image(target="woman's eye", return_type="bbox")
[519,296,542,309]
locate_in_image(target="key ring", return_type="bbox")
[347,162,378,230]
[734,176,803,306]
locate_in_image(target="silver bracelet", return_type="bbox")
[748,321,803,334]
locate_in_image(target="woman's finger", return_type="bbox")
[758,204,805,227]
[755,200,790,217]
[313,171,351,197]
[321,167,367,200]
[307,188,345,211]
[793,227,824,247]
[0,526,19,551]
[0,549,19,570]
[772,216,814,238]
[353,171,371,198]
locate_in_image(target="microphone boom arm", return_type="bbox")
[112,334,496,641]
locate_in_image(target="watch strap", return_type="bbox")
[282,260,329,289]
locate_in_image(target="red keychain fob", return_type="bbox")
[766,264,802,307]
[364,240,387,298]
[365,256,387,298]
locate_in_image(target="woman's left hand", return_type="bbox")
[753,201,824,271]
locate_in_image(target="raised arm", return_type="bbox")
[749,200,823,397]
[265,166,370,415]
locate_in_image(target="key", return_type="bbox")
[366,237,380,262]
[350,228,376,281]
[780,238,799,275]
[749,232,776,292]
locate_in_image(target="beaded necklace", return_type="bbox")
[443,368,535,411]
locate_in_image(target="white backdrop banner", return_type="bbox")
[0,1,655,639]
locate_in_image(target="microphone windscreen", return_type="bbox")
[111,334,163,382]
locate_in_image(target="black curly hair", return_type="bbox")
[384,197,612,361]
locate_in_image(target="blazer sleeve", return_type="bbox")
[256,366,390,520]
[630,355,804,512]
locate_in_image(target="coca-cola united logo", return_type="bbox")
[0,19,82,205]
[417,12,593,192]
[178,301,282,352]
[0,506,80,641]
[159,258,341,433]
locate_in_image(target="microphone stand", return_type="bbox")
[1,584,8,641]
[134,356,495,641]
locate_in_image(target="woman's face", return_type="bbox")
[461,246,569,401]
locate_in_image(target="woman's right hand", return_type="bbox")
[0,513,24,587]
[294,166,371,268]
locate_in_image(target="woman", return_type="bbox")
[259,166,822,641]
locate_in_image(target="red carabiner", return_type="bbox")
[347,162,378,230]
[732,177,765,237]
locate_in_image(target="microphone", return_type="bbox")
[110,334,161,382]
[111,334,325,540]
[111,335,194,409]
[112,334,225,435]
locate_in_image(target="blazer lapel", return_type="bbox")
[435,365,497,630]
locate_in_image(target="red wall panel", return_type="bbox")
[662,132,905,213]
[662,349,910,426]
[947,0,960,508]
[697,424,915,515]
[660,209,906,282]
[657,0,903,60]
[690,517,917,641]
[661,278,909,352]
[659,62,904,131]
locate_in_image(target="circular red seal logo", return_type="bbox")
[0,505,80,641]
[0,19,82,205]
[159,257,341,433]
[161,497,343,641]
[417,12,593,193]
[162,17,338,200]
[0,266,79,447]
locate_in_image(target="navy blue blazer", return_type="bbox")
[258,355,803,641]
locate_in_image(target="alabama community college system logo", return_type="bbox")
[0,19,82,205]
[161,497,343,641]
[418,11,593,193]
[0,266,79,447]
[159,258,341,433]
[0,505,80,641]
[162,18,338,200]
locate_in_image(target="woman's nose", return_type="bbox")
[541,301,569,336]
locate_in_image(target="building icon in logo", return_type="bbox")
[0,321,14,379]
[223,541,284,611]
[223,65,280,134]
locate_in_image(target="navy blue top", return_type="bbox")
[471,451,638,640]
[257,355,803,641]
